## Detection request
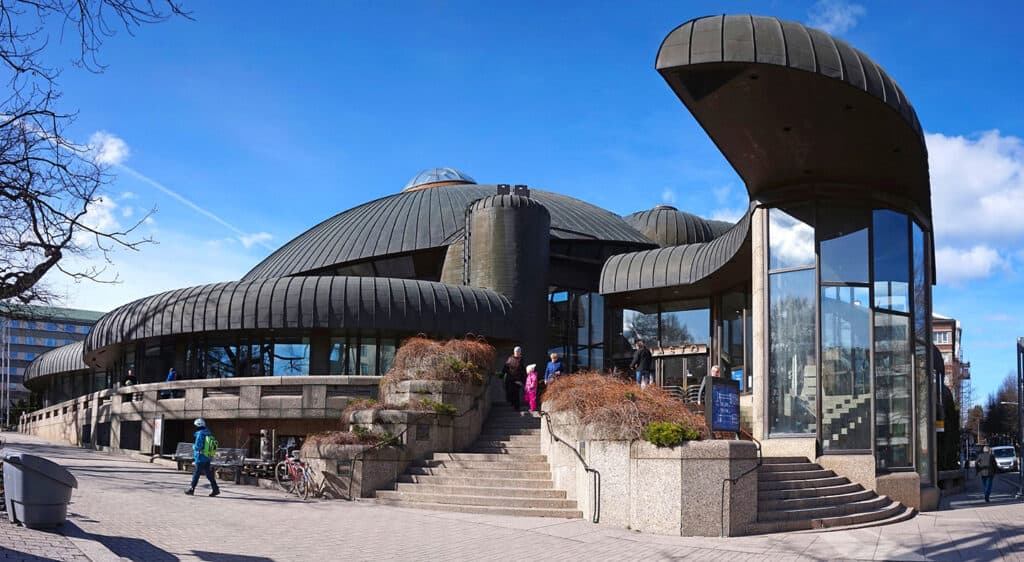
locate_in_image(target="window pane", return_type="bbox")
[873,210,910,312]
[205,343,235,378]
[660,299,710,347]
[820,286,871,451]
[359,340,377,376]
[273,339,310,376]
[769,207,815,270]
[622,307,658,346]
[913,224,927,339]
[379,339,397,375]
[875,313,912,468]
[818,206,869,283]
[912,223,932,482]
[329,338,353,375]
[768,269,817,434]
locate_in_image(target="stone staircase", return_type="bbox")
[375,404,582,518]
[748,457,915,534]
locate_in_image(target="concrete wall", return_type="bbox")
[20,376,379,453]
[542,411,759,537]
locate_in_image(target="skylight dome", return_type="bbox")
[403,168,476,192]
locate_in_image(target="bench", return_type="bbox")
[174,442,194,471]
[211,448,246,484]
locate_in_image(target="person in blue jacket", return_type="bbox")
[185,418,220,497]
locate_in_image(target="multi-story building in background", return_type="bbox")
[933,313,970,409]
[1,305,105,404]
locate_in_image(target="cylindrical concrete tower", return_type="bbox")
[465,193,551,367]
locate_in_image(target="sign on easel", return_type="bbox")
[704,376,740,433]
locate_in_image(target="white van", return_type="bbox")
[991,446,1018,472]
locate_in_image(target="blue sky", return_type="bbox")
[45,1,1024,406]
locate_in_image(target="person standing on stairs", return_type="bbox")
[976,444,998,502]
[503,346,527,411]
[524,364,539,412]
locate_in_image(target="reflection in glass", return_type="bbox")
[359,341,377,376]
[273,339,310,376]
[768,269,817,434]
[721,291,747,372]
[818,207,869,283]
[821,286,871,451]
[205,343,236,378]
[329,338,353,375]
[873,210,910,312]
[380,339,397,375]
[769,207,815,270]
[660,300,710,347]
[913,223,932,483]
[622,307,658,346]
[875,313,912,468]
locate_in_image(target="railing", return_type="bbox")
[719,433,762,537]
[539,411,601,524]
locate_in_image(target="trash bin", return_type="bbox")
[2,450,77,528]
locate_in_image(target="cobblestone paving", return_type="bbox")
[3,432,1024,561]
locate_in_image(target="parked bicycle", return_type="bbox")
[275,451,315,500]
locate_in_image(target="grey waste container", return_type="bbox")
[2,449,77,528]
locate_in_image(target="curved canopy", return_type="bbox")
[24,341,88,389]
[83,276,515,366]
[600,206,752,302]
[657,15,931,226]
[243,185,653,281]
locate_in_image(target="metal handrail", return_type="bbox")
[538,410,601,524]
[719,434,762,537]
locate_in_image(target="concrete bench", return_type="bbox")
[211,448,246,484]
[174,442,194,471]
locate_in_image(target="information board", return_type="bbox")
[704,377,740,433]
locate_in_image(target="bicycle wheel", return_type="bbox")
[274,461,293,492]
[300,466,315,500]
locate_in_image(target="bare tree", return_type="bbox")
[0,0,188,303]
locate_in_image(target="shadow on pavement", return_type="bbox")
[62,520,180,562]
[192,550,274,562]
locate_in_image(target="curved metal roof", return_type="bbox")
[657,15,921,139]
[243,185,654,281]
[403,168,477,191]
[624,205,715,247]
[24,341,88,386]
[83,276,516,365]
[600,206,752,298]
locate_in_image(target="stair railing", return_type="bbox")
[538,410,601,524]
[719,433,762,537]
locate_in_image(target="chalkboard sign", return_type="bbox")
[704,376,741,433]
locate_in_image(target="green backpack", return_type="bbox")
[201,434,219,458]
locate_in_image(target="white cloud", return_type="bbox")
[661,188,676,205]
[239,232,273,249]
[927,130,1024,244]
[710,207,745,223]
[769,210,815,267]
[89,131,130,166]
[712,184,732,206]
[935,245,1008,286]
[121,206,134,218]
[119,191,136,200]
[808,0,866,35]
[73,195,121,247]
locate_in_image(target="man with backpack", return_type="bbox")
[185,418,220,497]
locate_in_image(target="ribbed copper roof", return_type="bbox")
[83,276,516,364]
[243,185,653,281]
[624,206,716,247]
[24,341,88,384]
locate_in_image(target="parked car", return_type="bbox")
[991,445,1018,472]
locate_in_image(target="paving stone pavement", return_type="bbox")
[2,431,1024,561]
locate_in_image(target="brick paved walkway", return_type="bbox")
[2,432,1024,561]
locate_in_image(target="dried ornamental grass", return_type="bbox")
[543,372,708,440]
[379,337,496,397]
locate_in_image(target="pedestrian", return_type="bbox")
[161,367,177,399]
[185,418,221,497]
[502,346,526,411]
[122,368,138,387]
[698,365,721,405]
[631,340,654,388]
[976,444,997,502]
[524,364,539,412]
[544,353,563,384]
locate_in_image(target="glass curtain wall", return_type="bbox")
[548,290,606,373]
[768,207,817,435]
[818,207,871,451]
[913,223,933,483]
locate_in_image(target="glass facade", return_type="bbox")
[874,312,912,467]
[913,222,933,483]
[768,269,817,434]
[549,290,606,373]
[820,286,871,451]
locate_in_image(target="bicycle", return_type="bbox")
[275,452,314,500]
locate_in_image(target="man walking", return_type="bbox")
[977,444,997,502]
[185,418,221,497]
[631,340,654,388]
[503,346,526,411]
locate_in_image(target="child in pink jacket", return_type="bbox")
[524,364,539,412]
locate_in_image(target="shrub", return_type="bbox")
[643,421,701,447]
[379,337,495,397]
[544,373,707,440]
[414,398,458,416]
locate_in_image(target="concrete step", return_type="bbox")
[393,483,566,498]
[747,501,907,535]
[474,434,541,444]
[375,498,582,519]
[467,447,542,455]
[759,463,824,473]
[758,476,850,491]
[484,423,542,430]
[397,474,554,489]
[757,495,891,522]
[405,466,552,480]
[376,490,576,509]
[414,459,550,471]
[758,469,835,482]
[761,457,811,465]
[758,489,876,511]
[430,452,547,463]
[759,482,864,501]
[478,429,542,437]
